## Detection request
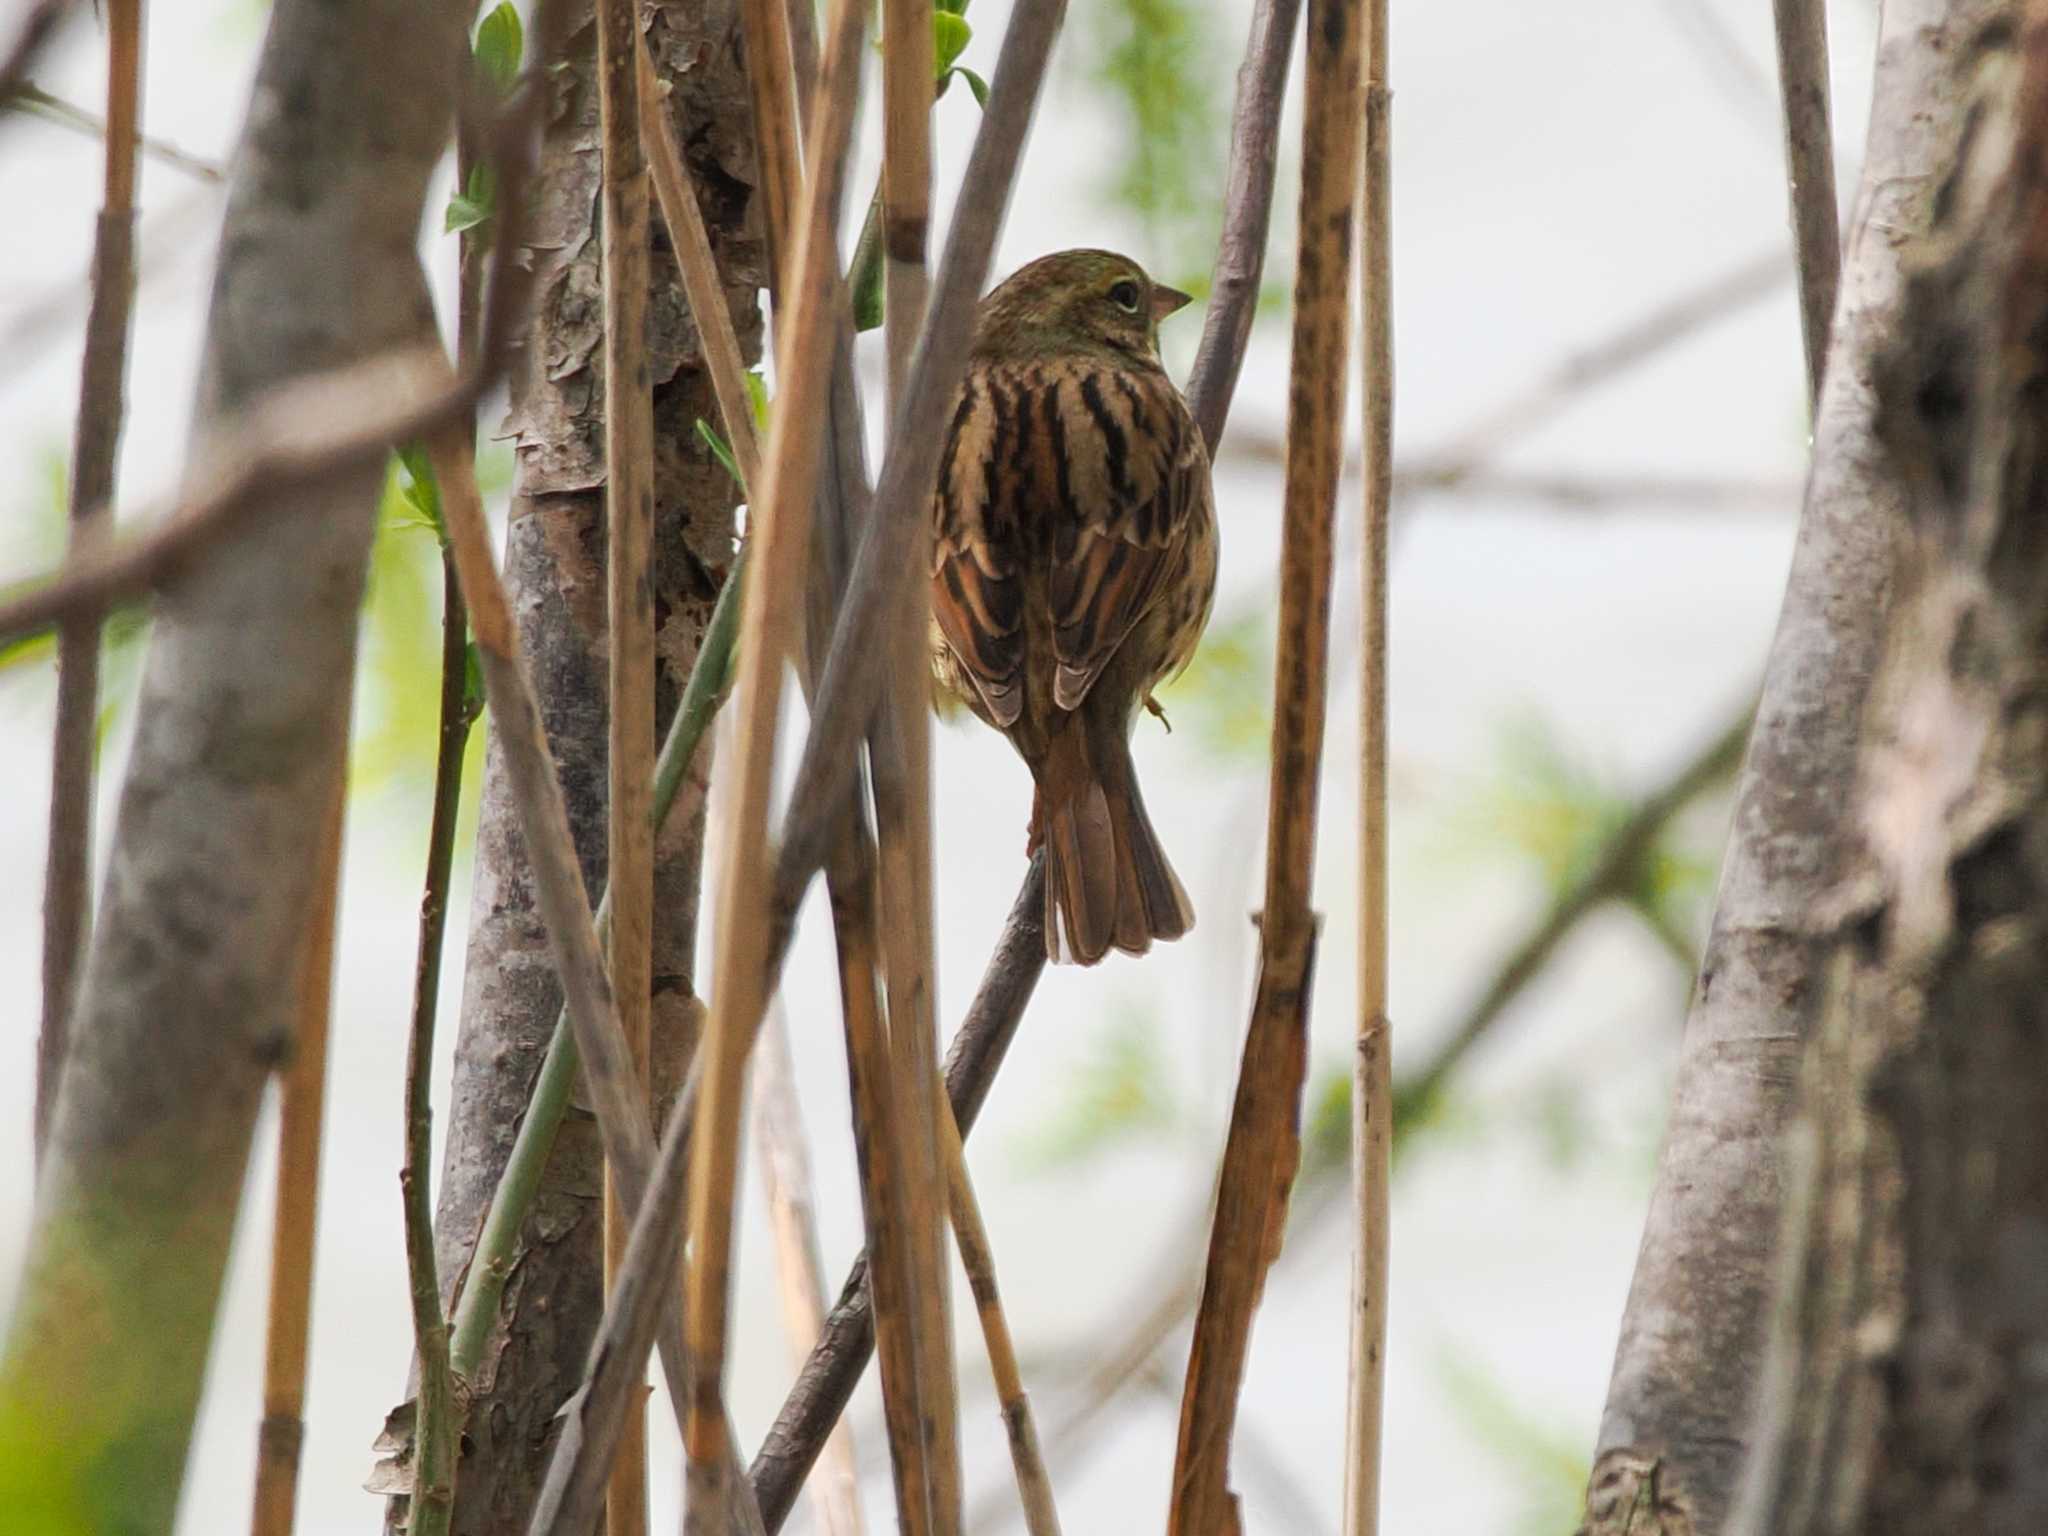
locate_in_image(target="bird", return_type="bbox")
[930,248,1218,965]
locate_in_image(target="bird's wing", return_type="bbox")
[1046,362,1204,712]
[932,364,1029,727]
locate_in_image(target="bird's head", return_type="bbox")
[973,249,1194,365]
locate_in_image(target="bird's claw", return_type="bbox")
[1144,692,1172,732]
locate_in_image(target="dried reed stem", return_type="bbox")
[249,767,345,1536]
[682,0,869,1525]
[741,0,802,304]
[937,1100,1061,1536]
[1343,2,1392,1531]
[596,0,658,1526]
[752,1009,867,1536]
[37,0,141,1161]
[1168,0,1366,1528]
[1772,0,1840,405]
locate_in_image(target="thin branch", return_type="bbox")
[1343,1,1392,1529]
[740,0,802,307]
[1771,0,1841,404]
[0,0,71,109]
[249,770,346,1536]
[937,1099,1061,1536]
[752,1007,867,1536]
[597,0,658,1526]
[1186,0,1305,453]
[750,860,1048,1533]
[682,0,868,1521]
[38,0,142,1163]
[1169,0,1366,1526]
[8,80,225,181]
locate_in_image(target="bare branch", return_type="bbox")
[7,79,225,181]
[1771,0,1841,403]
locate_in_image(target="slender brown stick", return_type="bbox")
[1169,0,1365,1528]
[37,0,142,1163]
[937,1099,1061,1536]
[637,39,762,488]
[683,0,868,1522]
[875,2,959,1531]
[0,0,70,107]
[249,761,346,1536]
[1343,3,1392,1530]
[7,79,223,181]
[1771,0,1840,405]
[741,0,802,306]
[596,0,657,1527]
[752,1008,867,1536]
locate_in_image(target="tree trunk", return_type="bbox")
[1730,13,2048,1529]
[0,0,466,1529]
[416,5,761,1530]
[1579,3,2010,1531]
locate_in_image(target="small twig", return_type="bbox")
[249,769,346,1536]
[1343,3,1392,1531]
[937,1098,1061,1536]
[8,80,225,181]
[752,1007,867,1536]
[38,0,142,1164]
[596,0,658,1526]
[1169,0,1366,1528]
[1771,0,1841,405]
[0,0,71,109]
[1186,0,1305,453]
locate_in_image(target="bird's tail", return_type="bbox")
[1033,723,1194,965]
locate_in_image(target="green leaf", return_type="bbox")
[474,2,523,94]
[953,66,990,108]
[695,418,746,494]
[932,10,972,74]
[850,194,885,332]
[743,369,770,431]
[934,0,969,14]
[444,163,496,236]
[393,446,445,541]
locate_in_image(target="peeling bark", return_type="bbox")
[413,4,763,1530]
[1580,4,2013,1532]
[1731,15,2048,1529]
[0,1,467,1529]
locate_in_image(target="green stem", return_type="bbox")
[402,552,480,1536]
[447,543,747,1380]
[850,185,885,332]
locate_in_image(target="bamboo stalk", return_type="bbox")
[752,1008,867,1536]
[936,1099,1060,1536]
[596,0,657,1527]
[682,0,869,1526]
[741,0,803,307]
[249,758,346,1536]
[37,0,142,1162]
[1771,0,1840,406]
[1167,0,1366,1528]
[1342,2,1392,1531]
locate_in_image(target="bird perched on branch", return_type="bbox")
[931,249,1217,965]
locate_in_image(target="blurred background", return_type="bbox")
[0,0,1871,1530]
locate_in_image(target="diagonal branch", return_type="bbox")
[1771,0,1841,404]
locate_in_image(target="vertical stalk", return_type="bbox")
[249,769,346,1536]
[683,0,867,1525]
[38,0,143,1160]
[1343,2,1392,1532]
[400,550,480,1536]
[596,0,657,1529]
[875,2,958,1533]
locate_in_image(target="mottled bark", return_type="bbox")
[0,0,466,1529]
[1730,15,2048,1530]
[1579,4,2011,1532]
[417,4,761,1531]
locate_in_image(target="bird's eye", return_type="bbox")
[1109,280,1142,314]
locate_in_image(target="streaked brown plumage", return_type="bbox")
[930,249,1217,964]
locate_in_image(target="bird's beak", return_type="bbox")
[1151,283,1194,321]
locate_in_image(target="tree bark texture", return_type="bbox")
[0,0,467,1530]
[418,5,762,1530]
[1730,13,2048,1529]
[1579,3,2012,1532]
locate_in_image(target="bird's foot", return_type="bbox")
[1144,692,1172,732]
